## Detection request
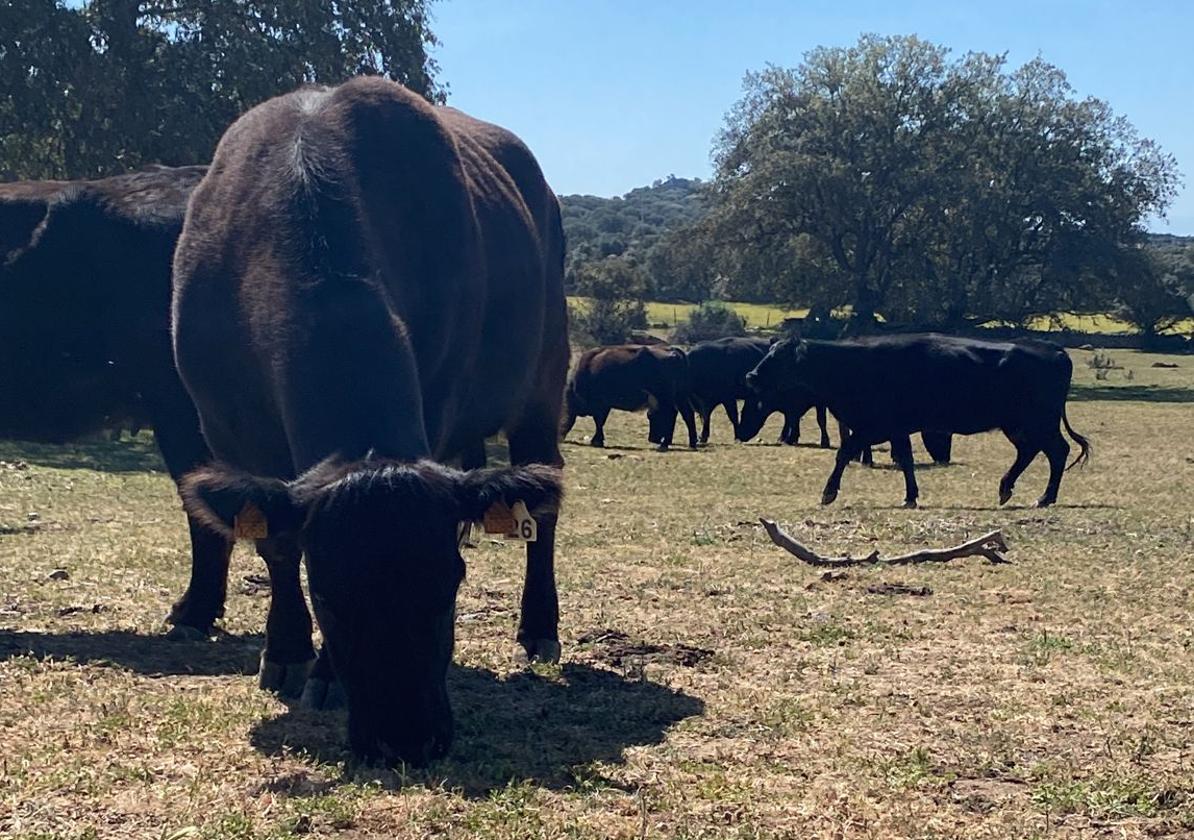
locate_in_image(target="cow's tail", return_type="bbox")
[1062,408,1091,471]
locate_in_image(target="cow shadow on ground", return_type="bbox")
[1069,384,1194,403]
[858,461,955,471]
[561,440,639,452]
[0,628,263,676]
[923,503,1120,512]
[0,435,166,473]
[249,662,704,797]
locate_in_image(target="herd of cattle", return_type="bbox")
[0,77,1089,767]
[564,334,1088,509]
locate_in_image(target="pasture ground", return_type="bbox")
[1,348,1192,839]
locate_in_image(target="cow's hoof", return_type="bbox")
[258,653,314,697]
[998,489,1013,506]
[300,677,346,711]
[821,490,838,506]
[1035,496,1056,509]
[903,500,918,509]
[164,623,211,642]
[517,638,561,665]
[656,443,670,452]
[590,439,604,448]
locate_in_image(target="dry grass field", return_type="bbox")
[2,347,1193,839]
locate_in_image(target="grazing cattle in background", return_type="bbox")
[746,334,1089,508]
[0,166,237,638]
[734,383,831,448]
[684,336,828,446]
[563,344,698,450]
[173,78,568,767]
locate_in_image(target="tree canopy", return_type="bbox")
[706,35,1182,329]
[0,0,442,180]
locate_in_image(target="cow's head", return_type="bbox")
[181,457,563,767]
[745,338,810,396]
[736,387,816,443]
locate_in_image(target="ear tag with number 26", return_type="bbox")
[481,500,537,542]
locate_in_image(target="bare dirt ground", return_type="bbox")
[1,348,1192,839]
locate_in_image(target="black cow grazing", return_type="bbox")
[562,344,698,450]
[683,336,828,446]
[746,334,1089,508]
[735,385,831,447]
[173,78,569,767]
[0,166,239,638]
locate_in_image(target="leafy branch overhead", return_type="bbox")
[0,0,443,180]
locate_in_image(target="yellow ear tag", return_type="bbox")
[233,501,269,540]
[481,500,537,542]
[482,501,516,535]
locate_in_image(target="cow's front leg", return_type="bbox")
[257,536,315,697]
[822,433,866,505]
[779,412,796,445]
[509,411,564,664]
[999,431,1039,505]
[590,408,610,447]
[721,400,740,442]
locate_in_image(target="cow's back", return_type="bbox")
[174,78,564,474]
[0,167,203,442]
[570,346,653,411]
[808,334,1070,435]
[687,337,769,401]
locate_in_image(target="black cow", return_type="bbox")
[173,78,568,766]
[746,334,1089,507]
[563,344,698,450]
[683,336,829,447]
[0,166,237,638]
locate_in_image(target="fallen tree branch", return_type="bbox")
[759,518,1010,568]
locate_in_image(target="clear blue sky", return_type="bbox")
[431,0,1192,234]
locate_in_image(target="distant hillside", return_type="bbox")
[559,176,707,266]
[1147,232,1194,255]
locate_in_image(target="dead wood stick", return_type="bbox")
[758,518,1010,568]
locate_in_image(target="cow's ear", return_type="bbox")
[180,465,305,539]
[455,464,564,521]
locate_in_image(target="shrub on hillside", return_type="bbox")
[570,298,648,346]
[670,301,747,344]
[570,255,650,346]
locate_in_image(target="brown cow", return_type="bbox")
[562,344,698,450]
[0,166,238,638]
[173,78,568,767]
